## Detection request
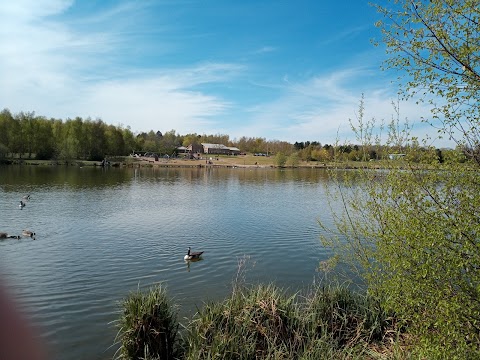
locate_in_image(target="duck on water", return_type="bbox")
[22,230,36,239]
[0,232,20,240]
[184,247,204,261]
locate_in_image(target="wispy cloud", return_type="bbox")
[233,68,441,146]
[253,46,277,54]
[0,0,243,134]
[0,0,452,148]
[318,24,372,46]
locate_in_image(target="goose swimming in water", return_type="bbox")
[22,230,35,239]
[22,194,31,201]
[0,232,20,239]
[184,247,204,260]
[19,200,26,209]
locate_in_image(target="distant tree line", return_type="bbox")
[0,108,469,163]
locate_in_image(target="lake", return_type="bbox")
[0,165,340,360]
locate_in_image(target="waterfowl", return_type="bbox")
[22,194,31,201]
[0,232,20,239]
[184,247,204,260]
[19,200,26,209]
[22,230,35,239]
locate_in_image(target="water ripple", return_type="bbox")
[0,166,340,360]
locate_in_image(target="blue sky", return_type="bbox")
[0,0,449,146]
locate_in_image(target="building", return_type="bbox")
[202,143,240,155]
[176,146,188,154]
[186,143,204,154]
[179,143,241,156]
[388,153,406,160]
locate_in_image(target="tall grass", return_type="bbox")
[114,284,181,360]
[185,284,302,359]
[114,283,402,359]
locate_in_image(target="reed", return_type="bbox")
[114,283,401,359]
[114,284,180,360]
[302,284,393,348]
[185,283,302,359]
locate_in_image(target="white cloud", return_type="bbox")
[0,0,73,19]
[253,46,277,54]
[0,0,455,148]
[79,73,232,132]
[234,68,449,147]
[0,0,242,134]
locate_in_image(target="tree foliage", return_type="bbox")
[323,98,480,358]
[322,2,480,354]
[324,1,480,354]
[373,0,480,163]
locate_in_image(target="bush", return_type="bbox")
[185,284,301,359]
[114,283,402,359]
[114,284,180,360]
[302,285,394,349]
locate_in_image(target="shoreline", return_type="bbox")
[0,157,335,169]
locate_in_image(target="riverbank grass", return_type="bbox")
[115,283,403,359]
[114,284,181,360]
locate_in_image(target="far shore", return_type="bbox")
[0,155,382,170]
[1,154,422,170]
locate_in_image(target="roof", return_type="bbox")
[201,143,228,149]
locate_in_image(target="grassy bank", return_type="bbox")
[114,284,406,360]
[1,154,391,170]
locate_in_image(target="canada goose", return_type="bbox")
[22,230,35,239]
[0,232,20,239]
[22,194,31,201]
[184,247,204,260]
[19,200,26,209]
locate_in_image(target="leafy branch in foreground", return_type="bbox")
[373,0,480,164]
[322,96,480,358]
[323,1,480,356]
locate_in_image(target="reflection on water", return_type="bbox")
[0,165,338,360]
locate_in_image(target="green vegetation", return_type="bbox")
[0,107,467,166]
[274,152,287,167]
[114,284,181,360]
[322,1,480,358]
[4,1,479,358]
[116,283,402,360]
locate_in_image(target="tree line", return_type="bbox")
[0,108,296,161]
[0,107,468,164]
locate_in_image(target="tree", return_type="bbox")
[34,117,55,159]
[274,152,287,167]
[0,109,14,155]
[324,100,480,358]
[373,0,480,164]
[323,2,480,355]
[286,152,299,167]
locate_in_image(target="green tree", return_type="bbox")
[324,1,480,352]
[34,117,55,159]
[325,4,480,355]
[274,152,287,167]
[121,126,136,154]
[324,101,480,359]
[0,109,14,156]
[374,0,480,163]
[286,152,299,167]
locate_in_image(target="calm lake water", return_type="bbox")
[0,165,340,360]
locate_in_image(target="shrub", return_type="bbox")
[302,285,394,349]
[185,284,302,359]
[114,284,180,360]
